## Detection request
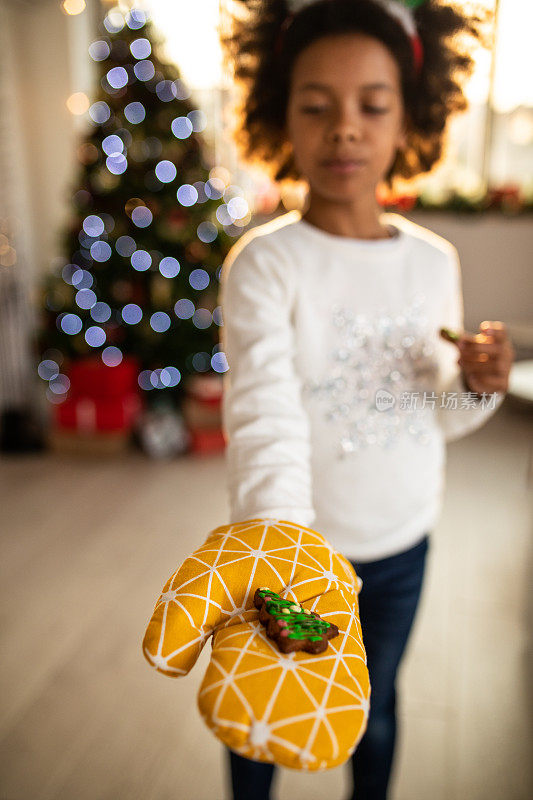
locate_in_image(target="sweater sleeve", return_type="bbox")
[218,236,316,528]
[435,246,505,443]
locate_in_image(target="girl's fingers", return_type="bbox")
[459,345,513,368]
[460,342,495,355]
[460,348,512,363]
[479,321,508,343]
[464,369,508,390]
[462,366,509,381]
[469,377,507,393]
[458,353,507,368]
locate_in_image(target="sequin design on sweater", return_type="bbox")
[302,294,439,457]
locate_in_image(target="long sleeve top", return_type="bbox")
[218,210,505,561]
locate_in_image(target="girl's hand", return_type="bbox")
[440,321,515,396]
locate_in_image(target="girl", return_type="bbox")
[218,1,515,798]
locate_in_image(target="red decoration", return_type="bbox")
[486,184,522,212]
[386,193,417,211]
[185,372,223,402]
[67,356,139,399]
[54,394,143,433]
[188,427,226,454]
[182,373,224,451]
[168,208,187,229]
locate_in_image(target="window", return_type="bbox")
[145,0,533,206]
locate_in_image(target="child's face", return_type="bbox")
[284,33,407,203]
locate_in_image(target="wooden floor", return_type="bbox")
[1,402,532,800]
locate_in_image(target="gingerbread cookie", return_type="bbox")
[254,587,339,654]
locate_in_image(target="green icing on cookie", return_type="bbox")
[257,588,332,642]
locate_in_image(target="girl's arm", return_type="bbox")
[219,236,315,528]
[435,247,505,443]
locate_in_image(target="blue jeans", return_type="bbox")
[227,534,430,800]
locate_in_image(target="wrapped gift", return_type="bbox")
[184,372,223,404]
[67,357,139,399]
[181,395,222,430]
[182,373,224,448]
[188,426,226,455]
[48,429,130,455]
[54,393,143,433]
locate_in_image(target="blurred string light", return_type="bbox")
[101,213,115,232]
[72,270,93,289]
[62,263,80,284]
[156,81,176,103]
[75,288,97,309]
[155,160,177,183]
[124,102,146,124]
[85,326,107,347]
[59,313,83,335]
[91,302,111,322]
[38,360,60,381]
[107,154,127,174]
[102,346,123,367]
[176,184,198,206]
[130,249,151,271]
[83,215,104,236]
[122,303,143,324]
[62,0,86,16]
[0,229,17,267]
[171,116,193,139]
[174,298,194,319]
[67,92,90,115]
[106,66,129,89]
[211,351,228,373]
[193,309,212,330]
[116,235,136,256]
[189,268,209,291]
[37,355,71,397]
[125,197,145,215]
[130,37,151,59]
[89,101,111,124]
[90,241,112,261]
[89,40,110,61]
[133,60,155,81]
[159,256,180,278]
[102,134,124,155]
[150,312,171,332]
[138,367,181,390]
[49,374,71,394]
[103,9,125,33]
[197,221,217,242]
[192,352,211,372]
[131,205,152,227]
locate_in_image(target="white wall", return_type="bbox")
[406,211,533,333]
[5,0,98,298]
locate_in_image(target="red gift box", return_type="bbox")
[188,427,226,454]
[67,357,139,399]
[54,393,143,432]
[185,373,223,404]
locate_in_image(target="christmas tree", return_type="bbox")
[38,4,242,408]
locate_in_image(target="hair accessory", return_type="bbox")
[275,0,425,74]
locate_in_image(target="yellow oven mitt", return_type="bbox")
[142,518,370,771]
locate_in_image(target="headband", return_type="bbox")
[274,0,426,75]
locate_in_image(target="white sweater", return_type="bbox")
[219,210,504,561]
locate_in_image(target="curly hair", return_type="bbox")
[219,0,493,189]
